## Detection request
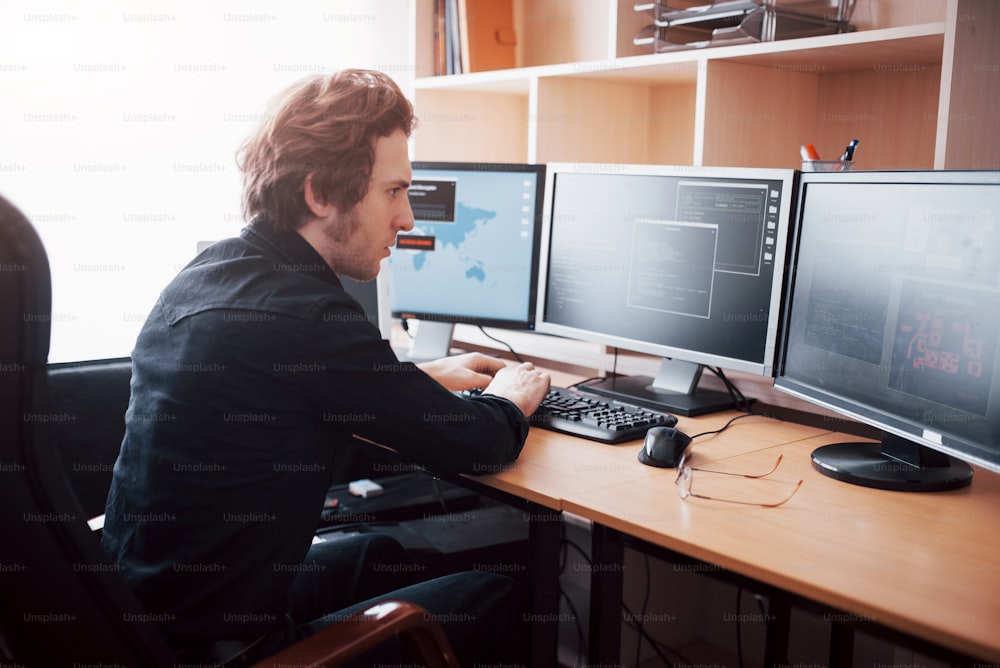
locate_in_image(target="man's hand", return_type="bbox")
[416,352,508,391]
[482,361,551,417]
[418,353,551,417]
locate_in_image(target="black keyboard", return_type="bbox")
[528,386,677,444]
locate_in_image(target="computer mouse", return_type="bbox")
[638,426,692,468]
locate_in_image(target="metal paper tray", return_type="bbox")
[633,0,855,52]
[636,0,855,24]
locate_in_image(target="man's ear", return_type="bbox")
[303,173,336,219]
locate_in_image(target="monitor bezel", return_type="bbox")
[773,169,1000,477]
[534,162,798,377]
[389,160,547,332]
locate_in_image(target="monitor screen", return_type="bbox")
[388,161,545,360]
[775,170,1000,491]
[536,163,797,415]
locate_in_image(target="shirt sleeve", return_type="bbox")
[293,303,529,476]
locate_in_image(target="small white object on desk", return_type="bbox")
[348,478,384,498]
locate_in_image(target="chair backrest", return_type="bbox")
[0,194,175,667]
[48,357,133,520]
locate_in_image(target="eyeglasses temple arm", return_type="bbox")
[691,454,784,479]
[757,478,803,508]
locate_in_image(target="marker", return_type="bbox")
[800,143,821,161]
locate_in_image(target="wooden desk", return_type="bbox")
[472,408,1000,664]
[563,432,1000,664]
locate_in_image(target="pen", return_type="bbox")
[840,138,859,161]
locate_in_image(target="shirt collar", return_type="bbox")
[240,223,342,288]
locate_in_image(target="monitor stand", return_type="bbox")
[400,320,454,362]
[811,432,973,492]
[580,358,747,417]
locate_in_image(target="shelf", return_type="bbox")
[414,22,946,91]
[412,19,949,167]
[720,21,945,72]
[411,0,996,170]
[414,68,537,94]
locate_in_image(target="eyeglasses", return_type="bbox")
[674,453,803,508]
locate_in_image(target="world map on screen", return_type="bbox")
[409,203,496,277]
[388,169,538,323]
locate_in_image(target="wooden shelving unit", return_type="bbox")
[409,0,998,170]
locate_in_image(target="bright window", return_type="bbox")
[1,0,411,361]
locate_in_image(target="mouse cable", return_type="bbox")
[475,325,525,363]
[688,412,763,441]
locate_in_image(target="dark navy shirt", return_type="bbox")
[101,224,528,645]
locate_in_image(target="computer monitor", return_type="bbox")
[388,161,546,360]
[775,170,1000,491]
[535,162,797,415]
[340,274,392,338]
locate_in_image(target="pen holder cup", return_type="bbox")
[802,160,853,172]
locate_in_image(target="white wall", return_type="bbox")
[0,0,413,362]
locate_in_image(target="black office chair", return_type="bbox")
[0,194,458,668]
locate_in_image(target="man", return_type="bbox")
[102,69,550,666]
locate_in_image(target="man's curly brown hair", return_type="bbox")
[237,69,415,234]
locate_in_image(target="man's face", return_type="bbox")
[328,128,414,281]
